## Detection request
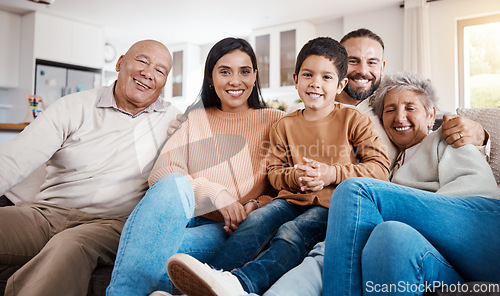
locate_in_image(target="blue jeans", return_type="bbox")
[106,173,228,295]
[260,241,325,296]
[210,198,328,295]
[323,177,500,296]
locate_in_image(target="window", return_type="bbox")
[458,15,500,107]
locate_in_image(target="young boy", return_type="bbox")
[165,37,390,296]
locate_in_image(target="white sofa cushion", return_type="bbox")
[456,107,500,186]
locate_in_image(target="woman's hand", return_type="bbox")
[243,200,259,215]
[215,191,247,235]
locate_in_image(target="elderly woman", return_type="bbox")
[322,72,499,296]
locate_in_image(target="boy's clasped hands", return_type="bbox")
[295,157,337,192]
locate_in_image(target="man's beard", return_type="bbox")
[344,75,380,102]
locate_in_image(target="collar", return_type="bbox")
[97,81,170,117]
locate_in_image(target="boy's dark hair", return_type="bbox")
[294,37,348,85]
[340,28,384,50]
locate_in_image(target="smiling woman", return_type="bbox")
[322,72,499,296]
[106,37,285,296]
[211,50,256,113]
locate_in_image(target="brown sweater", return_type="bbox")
[267,104,390,208]
[149,107,284,221]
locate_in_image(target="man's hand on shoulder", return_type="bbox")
[441,114,487,148]
[167,113,187,137]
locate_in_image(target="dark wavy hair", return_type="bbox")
[294,37,348,86]
[187,37,266,113]
[340,28,385,51]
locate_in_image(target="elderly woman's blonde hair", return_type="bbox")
[369,72,438,120]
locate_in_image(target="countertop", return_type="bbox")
[0,123,29,131]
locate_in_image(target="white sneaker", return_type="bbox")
[167,253,248,296]
[149,291,173,296]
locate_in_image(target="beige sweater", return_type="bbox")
[268,104,391,208]
[0,86,180,217]
[149,107,285,221]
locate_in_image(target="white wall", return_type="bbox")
[342,4,405,77]
[315,18,344,40]
[429,0,500,113]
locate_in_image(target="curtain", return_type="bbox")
[404,0,431,79]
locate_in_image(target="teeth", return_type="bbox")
[395,126,411,131]
[354,79,369,83]
[308,93,322,99]
[135,79,150,89]
[227,90,243,96]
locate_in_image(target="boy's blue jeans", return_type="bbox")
[322,177,500,296]
[106,173,228,295]
[209,198,328,295]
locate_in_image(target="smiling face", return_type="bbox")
[382,89,436,150]
[212,50,256,113]
[294,55,348,120]
[341,37,385,104]
[114,40,172,115]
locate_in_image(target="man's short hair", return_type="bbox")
[340,28,384,50]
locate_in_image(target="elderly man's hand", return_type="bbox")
[441,114,486,148]
[167,113,187,137]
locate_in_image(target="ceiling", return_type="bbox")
[0,0,402,46]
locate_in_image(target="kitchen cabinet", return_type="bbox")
[33,13,104,69]
[250,21,316,91]
[0,10,21,88]
[164,43,203,111]
[0,12,105,123]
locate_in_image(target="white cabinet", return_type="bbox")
[164,43,203,112]
[250,22,316,91]
[33,13,104,69]
[72,22,105,68]
[0,11,21,88]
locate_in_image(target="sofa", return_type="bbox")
[0,195,113,296]
[0,107,498,296]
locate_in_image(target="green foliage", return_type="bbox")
[467,22,500,76]
[470,74,500,107]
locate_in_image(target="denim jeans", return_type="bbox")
[323,177,500,296]
[106,173,228,295]
[210,198,328,295]
[260,241,325,296]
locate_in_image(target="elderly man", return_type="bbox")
[0,40,179,296]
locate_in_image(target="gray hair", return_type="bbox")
[369,72,438,120]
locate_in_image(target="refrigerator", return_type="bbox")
[35,62,102,106]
